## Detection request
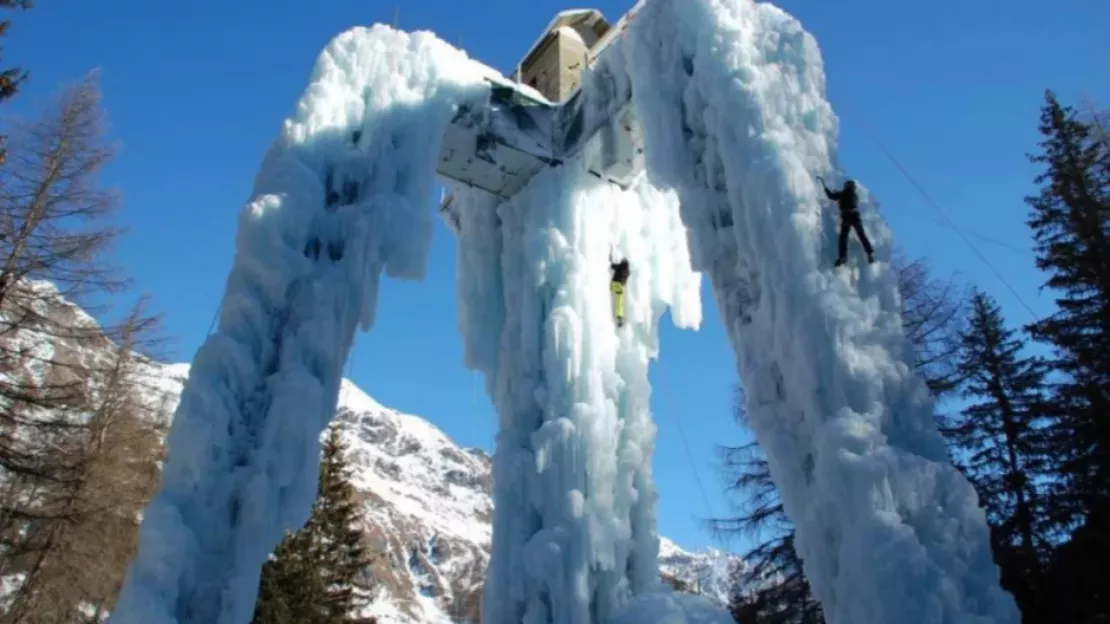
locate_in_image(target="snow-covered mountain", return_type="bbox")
[150,365,741,623]
[658,538,745,608]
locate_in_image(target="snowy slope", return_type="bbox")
[0,279,185,432]
[331,380,492,623]
[658,538,743,607]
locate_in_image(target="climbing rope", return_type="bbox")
[667,402,741,556]
[670,408,718,521]
[840,107,1045,323]
[890,210,1033,258]
[205,295,222,337]
[667,109,1052,558]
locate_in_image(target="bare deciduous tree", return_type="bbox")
[1,300,168,624]
[0,70,128,309]
[0,73,129,523]
[894,250,968,398]
[1078,98,1109,151]
[0,72,171,622]
[0,71,137,482]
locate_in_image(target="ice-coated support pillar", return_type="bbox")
[113,25,490,624]
[610,0,1021,622]
[450,161,700,624]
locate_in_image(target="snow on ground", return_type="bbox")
[111,25,498,624]
[450,158,700,623]
[613,591,738,624]
[604,0,1020,622]
[657,538,739,607]
[0,574,25,613]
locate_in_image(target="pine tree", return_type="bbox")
[721,443,822,624]
[728,532,822,624]
[252,425,376,624]
[253,530,321,624]
[896,250,968,398]
[1021,91,1110,624]
[1041,503,1110,622]
[947,289,1054,618]
[1023,90,1110,521]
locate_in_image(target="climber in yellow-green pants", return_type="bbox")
[610,258,631,328]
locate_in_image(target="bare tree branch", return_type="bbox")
[0,71,173,622]
[1,300,169,623]
[0,71,128,313]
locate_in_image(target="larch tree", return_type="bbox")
[1,300,167,624]
[720,438,823,624]
[895,249,968,398]
[0,73,130,554]
[0,71,167,622]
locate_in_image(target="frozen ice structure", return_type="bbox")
[110,26,501,624]
[609,0,1020,622]
[449,163,700,624]
[450,0,1020,620]
[111,0,1021,623]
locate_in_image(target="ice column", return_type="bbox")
[113,25,489,624]
[450,160,699,624]
[609,0,1021,622]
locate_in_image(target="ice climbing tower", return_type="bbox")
[111,2,1020,623]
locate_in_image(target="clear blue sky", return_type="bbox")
[7,0,1107,553]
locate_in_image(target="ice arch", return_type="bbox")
[111,1,1018,623]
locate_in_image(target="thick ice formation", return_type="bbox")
[449,162,700,624]
[112,0,1022,622]
[605,0,1020,622]
[111,26,494,624]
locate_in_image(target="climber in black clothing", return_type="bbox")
[610,258,631,328]
[819,177,874,267]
